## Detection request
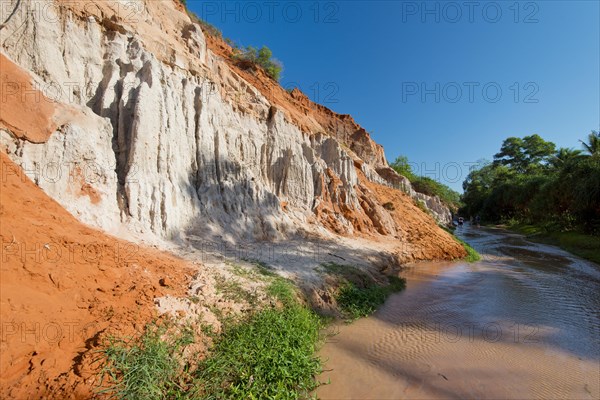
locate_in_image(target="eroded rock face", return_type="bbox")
[0,0,452,245]
[376,166,453,224]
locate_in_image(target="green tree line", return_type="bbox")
[390,156,462,211]
[461,131,600,234]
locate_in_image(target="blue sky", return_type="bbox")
[189,1,600,191]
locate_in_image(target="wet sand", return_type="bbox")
[317,225,600,399]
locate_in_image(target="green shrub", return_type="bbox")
[232,45,283,81]
[99,277,324,399]
[335,276,406,320]
[98,324,194,399]
[194,279,323,399]
[390,155,462,211]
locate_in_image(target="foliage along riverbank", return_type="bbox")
[501,222,600,265]
[461,131,600,238]
[97,261,408,399]
[440,226,481,262]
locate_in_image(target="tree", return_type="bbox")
[550,148,583,168]
[494,137,525,170]
[462,132,600,233]
[580,130,600,155]
[494,134,555,173]
[522,134,556,165]
[390,155,415,180]
[461,163,513,219]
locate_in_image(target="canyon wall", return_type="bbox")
[1,0,455,254]
[0,1,464,395]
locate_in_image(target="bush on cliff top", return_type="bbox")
[232,45,283,81]
[180,0,283,81]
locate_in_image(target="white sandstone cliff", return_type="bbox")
[0,0,451,248]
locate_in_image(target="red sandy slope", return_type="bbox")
[0,152,193,398]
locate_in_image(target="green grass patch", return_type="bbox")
[506,222,543,236]
[98,272,325,399]
[548,232,600,264]
[506,223,600,264]
[321,263,406,320]
[97,323,194,399]
[321,262,373,286]
[235,258,279,279]
[193,278,323,399]
[214,276,258,306]
[336,276,406,320]
[440,226,481,262]
[266,277,297,307]
[456,237,481,262]
[253,260,279,278]
[414,199,430,215]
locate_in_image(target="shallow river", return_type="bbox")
[317,225,600,399]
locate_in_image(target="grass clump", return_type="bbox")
[99,269,324,399]
[181,0,222,38]
[266,277,297,307]
[545,231,600,264]
[456,237,481,262]
[98,323,194,399]
[253,260,279,278]
[232,259,279,280]
[336,276,406,320]
[194,278,323,399]
[321,263,406,320]
[215,276,258,305]
[415,199,430,215]
[382,201,395,211]
[440,226,481,262]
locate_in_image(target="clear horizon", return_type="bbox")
[190,0,600,192]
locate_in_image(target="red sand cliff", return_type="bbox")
[0,151,194,398]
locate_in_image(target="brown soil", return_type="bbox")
[310,165,465,261]
[0,54,65,143]
[0,152,194,398]
[357,168,466,261]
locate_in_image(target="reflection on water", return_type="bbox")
[317,225,600,399]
